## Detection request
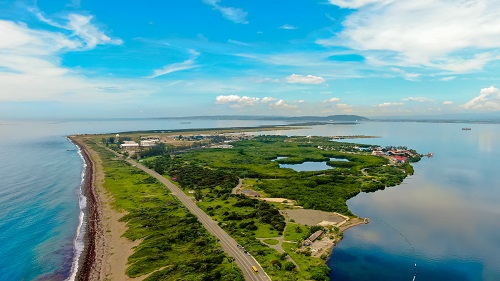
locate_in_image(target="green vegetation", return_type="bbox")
[142,150,329,280]
[284,223,310,242]
[83,139,243,281]
[170,135,417,215]
[263,239,279,245]
[84,133,419,281]
[195,194,320,280]
[137,134,419,280]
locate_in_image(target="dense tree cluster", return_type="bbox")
[177,135,418,215]
[139,143,172,158]
[147,156,239,193]
[231,195,286,231]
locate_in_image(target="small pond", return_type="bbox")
[273,157,349,172]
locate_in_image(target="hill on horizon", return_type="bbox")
[158,114,369,122]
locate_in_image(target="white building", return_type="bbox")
[120,141,139,149]
[371,150,385,156]
[140,140,159,147]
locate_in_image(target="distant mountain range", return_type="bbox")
[371,112,500,123]
[56,112,500,124]
[156,115,369,122]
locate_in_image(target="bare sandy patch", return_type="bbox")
[261,197,295,203]
[281,209,345,226]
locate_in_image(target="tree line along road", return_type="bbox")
[126,159,271,281]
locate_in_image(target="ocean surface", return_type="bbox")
[0,120,499,280]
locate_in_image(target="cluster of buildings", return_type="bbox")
[371,148,419,164]
[117,132,249,151]
[316,143,418,165]
[119,135,160,150]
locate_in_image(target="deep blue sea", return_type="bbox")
[0,120,499,280]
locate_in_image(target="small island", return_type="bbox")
[71,127,421,281]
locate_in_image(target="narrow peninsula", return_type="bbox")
[70,126,421,281]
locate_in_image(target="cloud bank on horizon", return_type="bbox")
[1,0,500,118]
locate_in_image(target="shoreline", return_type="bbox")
[66,138,87,281]
[313,217,369,261]
[69,137,103,281]
[69,136,145,281]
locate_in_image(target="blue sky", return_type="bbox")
[1,0,500,118]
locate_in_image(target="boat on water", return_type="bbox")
[462,127,471,130]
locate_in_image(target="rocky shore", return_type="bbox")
[70,137,103,281]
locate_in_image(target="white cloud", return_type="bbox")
[328,0,383,9]
[321,0,500,72]
[323,97,341,103]
[35,13,122,49]
[237,52,332,68]
[188,49,200,57]
[261,97,277,103]
[402,97,433,102]
[149,49,200,78]
[462,86,500,110]
[278,24,297,30]
[296,100,305,103]
[215,95,259,108]
[234,51,372,80]
[0,19,77,54]
[440,76,456,81]
[443,101,454,105]
[202,0,248,24]
[336,103,351,109]
[66,14,122,48]
[391,68,421,81]
[286,74,326,84]
[149,59,197,78]
[0,19,138,103]
[377,102,404,108]
[271,99,298,109]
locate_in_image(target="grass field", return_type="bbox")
[84,138,244,281]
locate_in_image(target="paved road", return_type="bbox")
[231,178,243,194]
[127,159,271,281]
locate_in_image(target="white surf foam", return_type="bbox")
[66,139,88,281]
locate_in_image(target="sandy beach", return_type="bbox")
[70,137,144,281]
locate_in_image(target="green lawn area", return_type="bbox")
[284,223,310,242]
[263,239,279,245]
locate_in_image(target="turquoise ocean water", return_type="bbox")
[0,120,499,280]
